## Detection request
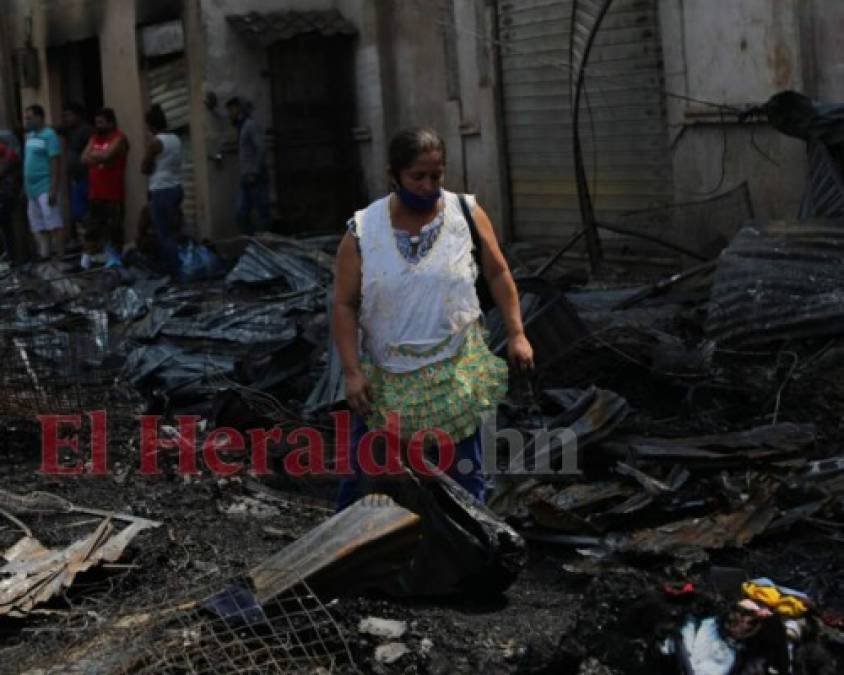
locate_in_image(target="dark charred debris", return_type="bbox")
[1,92,844,673]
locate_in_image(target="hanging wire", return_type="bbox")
[686,109,730,198]
[749,119,782,167]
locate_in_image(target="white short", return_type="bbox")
[27,193,63,232]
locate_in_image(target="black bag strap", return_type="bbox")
[458,194,482,270]
[458,194,496,311]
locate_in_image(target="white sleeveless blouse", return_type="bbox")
[352,190,482,373]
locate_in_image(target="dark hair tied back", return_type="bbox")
[388,127,446,177]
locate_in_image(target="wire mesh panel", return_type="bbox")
[18,578,356,674]
[0,306,123,418]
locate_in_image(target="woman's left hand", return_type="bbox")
[507,332,534,372]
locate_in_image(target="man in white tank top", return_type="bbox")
[142,105,183,275]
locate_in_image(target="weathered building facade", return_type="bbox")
[5,0,507,244]
[4,0,844,259]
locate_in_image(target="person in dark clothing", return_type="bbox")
[0,130,21,261]
[61,103,92,247]
[225,96,270,234]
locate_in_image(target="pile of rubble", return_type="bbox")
[1,210,844,672]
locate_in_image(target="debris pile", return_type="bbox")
[1,218,844,672]
[554,565,842,674]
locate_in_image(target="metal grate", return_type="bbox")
[18,578,356,674]
[0,305,125,419]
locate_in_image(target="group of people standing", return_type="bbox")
[0,102,184,273]
[0,94,275,269]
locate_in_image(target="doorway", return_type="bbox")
[269,33,364,234]
[47,37,103,121]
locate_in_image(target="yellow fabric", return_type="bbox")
[362,321,508,441]
[742,582,809,618]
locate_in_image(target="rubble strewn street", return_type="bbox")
[1,222,842,673]
[2,1,844,673]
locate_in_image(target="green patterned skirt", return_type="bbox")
[362,322,508,442]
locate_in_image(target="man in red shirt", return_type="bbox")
[81,107,129,268]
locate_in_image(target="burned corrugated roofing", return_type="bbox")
[706,219,844,345]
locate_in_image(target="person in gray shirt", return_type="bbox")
[225,97,270,234]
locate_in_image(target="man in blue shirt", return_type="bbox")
[24,104,64,260]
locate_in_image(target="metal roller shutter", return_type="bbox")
[497,0,672,246]
[147,58,190,130]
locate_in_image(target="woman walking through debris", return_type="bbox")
[333,127,533,509]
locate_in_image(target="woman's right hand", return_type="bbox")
[345,369,373,418]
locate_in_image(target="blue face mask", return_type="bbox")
[24,120,38,132]
[395,182,441,212]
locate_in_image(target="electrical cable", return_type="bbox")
[682,110,729,198]
[750,120,782,167]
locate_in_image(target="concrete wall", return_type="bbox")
[800,0,844,102]
[659,0,807,227]
[340,0,387,211]
[671,0,803,106]
[659,0,844,230]
[0,12,17,129]
[9,1,52,120]
[372,0,507,234]
[42,0,101,45]
[453,0,509,238]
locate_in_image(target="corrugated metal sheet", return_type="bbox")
[146,57,196,226]
[706,219,844,345]
[799,141,844,219]
[497,0,672,245]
